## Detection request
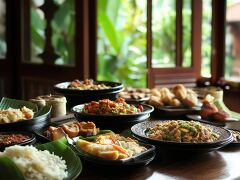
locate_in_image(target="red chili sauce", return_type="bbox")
[0,134,29,145]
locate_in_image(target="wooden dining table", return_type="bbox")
[51,114,240,180]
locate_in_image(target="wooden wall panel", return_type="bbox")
[20,76,57,100]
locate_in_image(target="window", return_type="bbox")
[225,0,240,82]
[201,0,212,78]
[97,0,202,88]
[0,0,6,59]
[97,0,147,87]
[29,0,75,65]
[152,0,176,68]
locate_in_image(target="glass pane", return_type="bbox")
[152,0,176,68]
[30,0,45,64]
[0,0,6,59]
[52,0,75,66]
[225,0,240,81]
[182,0,192,67]
[97,0,147,87]
[30,0,75,65]
[201,0,212,77]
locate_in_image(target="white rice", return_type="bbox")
[0,145,68,180]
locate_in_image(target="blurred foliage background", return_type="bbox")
[27,0,238,86]
[30,0,75,65]
[0,0,6,59]
[97,0,147,87]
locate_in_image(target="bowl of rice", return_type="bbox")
[0,145,68,180]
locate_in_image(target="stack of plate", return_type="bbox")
[54,81,124,108]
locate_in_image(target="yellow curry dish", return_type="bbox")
[146,120,219,143]
[0,106,34,124]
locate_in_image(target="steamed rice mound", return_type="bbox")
[0,145,68,180]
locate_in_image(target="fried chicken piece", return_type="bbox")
[77,121,100,136]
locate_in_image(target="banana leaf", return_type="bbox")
[0,140,82,180]
[0,97,38,111]
[0,157,25,180]
[0,97,51,118]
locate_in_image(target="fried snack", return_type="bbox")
[182,91,199,107]
[44,121,100,140]
[61,123,80,138]
[148,96,164,107]
[77,121,99,136]
[159,88,175,104]
[172,84,187,101]
[45,126,66,141]
[151,88,161,97]
[169,98,181,107]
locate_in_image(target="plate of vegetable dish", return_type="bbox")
[0,97,51,131]
[131,120,232,153]
[72,98,154,122]
[72,132,155,166]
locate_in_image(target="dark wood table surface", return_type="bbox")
[51,115,240,180]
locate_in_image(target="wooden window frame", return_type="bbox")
[91,0,202,88]
[147,0,202,88]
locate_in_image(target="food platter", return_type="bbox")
[74,142,155,167]
[0,97,51,131]
[226,129,240,147]
[72,103,153,122]
[116,87,151,103]
[0,140,82,180]
[186,114,239,127]
[153,105,201,117]
[131,120,232,153]
[0,131,36,150]
[70,132,156,167]
[35,121,113,143]
[54,81,123,94]
[54,81,124,107]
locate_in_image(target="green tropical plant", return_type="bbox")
[97,0,147,87]
[31,0,75,65]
